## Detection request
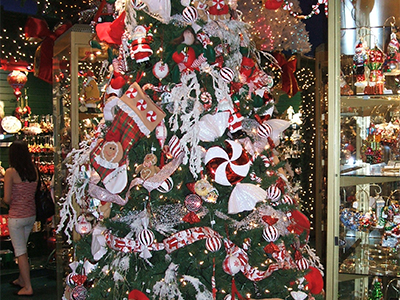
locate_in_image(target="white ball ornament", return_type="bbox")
[222,255,242,275]
[153,61,169,80]
[219,67,235,83]
[262,225,279,242]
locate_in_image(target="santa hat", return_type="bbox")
[96,11,126,45]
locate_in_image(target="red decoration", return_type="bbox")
[96,11,126,45]
[304,267,324,295]
[128,289,149,300]
[263,242,280,254]
[7,71,27,100]
[273,52,300,98]
[287,210,310,243]
[24,17,72,84]
[264,0,283,10]
[262,215,279,226]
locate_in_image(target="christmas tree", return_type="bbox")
[369,277,384,300]
[57,0,324,299]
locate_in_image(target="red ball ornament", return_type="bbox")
[222,255,242,275]
[7,71,27,100]
[264,0,283,10]
[304,266,324,295]
[205,237,222,252]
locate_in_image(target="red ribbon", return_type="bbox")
[24,18,72,84]
[273,52,300,98]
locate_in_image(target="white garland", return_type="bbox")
[56,141,92,244]
[152,263,184,300]
[182,275,213,300]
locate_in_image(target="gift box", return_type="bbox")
[0,215,9,237]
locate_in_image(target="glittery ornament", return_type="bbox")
[75,215,92,235]
[185,194,203,212]
[72,285,87,300]
[153,61,169,80]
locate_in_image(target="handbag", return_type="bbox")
[35,172,55,222]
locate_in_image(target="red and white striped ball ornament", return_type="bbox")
[296,257,309,270]
[138,228,155,247]
[281,194,295,205]
[156,177,174,193]
[222,255,242,275]
[262,225,279,242]
[257,122,272,139]
[205,140,250,186]
[182,6,198,23]
[219,67,235,83]
[266,185,281,203]
[205,236,222,252]
[168,135,183,158]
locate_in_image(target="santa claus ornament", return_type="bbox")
[129,25,153,63]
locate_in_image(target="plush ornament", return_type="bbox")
[353,41,368,86]
[135,153,160,180]
[96,11,126,45]
[205,236,222,252]
[262,225,279,242]
[90,83,165,194]
[304,267,324,295]
[129,25,153,63]
[264,0,283,10]
[75,215,92,235]
[205,140,250,186]
[287,210,310,242]
[206,0,230,20]
[80,71,100,111]
[128,289,150,300]
[156,177,174,193]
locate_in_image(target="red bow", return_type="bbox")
[25,18,72,84]
[273,52,300,98]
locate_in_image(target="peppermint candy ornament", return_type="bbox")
[153,61,169,80]
[168,135,183,158]
[266,185,282,204]
[200,91,212,110]
[219,67,235,83]
[205,140,250,186]
[222,255,242,275]
[262,225,279,242]
[205,236,222,252]
[257,122,272,139]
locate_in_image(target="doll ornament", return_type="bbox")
[135,153,160,180]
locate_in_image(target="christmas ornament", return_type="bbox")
[135,153,160,180]
[72,285,87,300]
[156,177,174,193]
[96,11,126,45]
[367,46,384,83]
[138,227,155,259]
[198,111,230,142]
[75,215,92,235]
[384,32,400,72]
[168,135,183,158]
[219,67,235,83]
[264,0,283,10]
[129,25,154,63]
[295,257,309,271]
[155,120,167,148]
[353,40,368,85]
[205,236,222,252]
[281,194,295,205]
[257,122,272,139]
[205,140,250,186]
[182,6,202,32]
[228,183,267,214]
[153,61,169,80]
[262,225,279,242]
[304,267,323,295]
[7,71,27,100]
[290,291,308,300]
[183,194,202,224]
[128,289,150,300]
[222,255,242,275]
[287,210,310,242]
[266,185,282,204]
[200,91,213,110]
[207,0,230,20]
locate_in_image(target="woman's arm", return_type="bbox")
[3,168,14,205]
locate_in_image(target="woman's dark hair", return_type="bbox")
[9,140,37,182]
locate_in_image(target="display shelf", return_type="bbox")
[341,95,400,109]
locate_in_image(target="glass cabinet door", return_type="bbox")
[327,1,400,299]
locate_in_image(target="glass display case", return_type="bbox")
[327,1,400,299]
[52,24,106,298]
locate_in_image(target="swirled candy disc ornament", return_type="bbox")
[205,140,250,186]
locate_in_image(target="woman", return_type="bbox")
[3,140,38,296]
